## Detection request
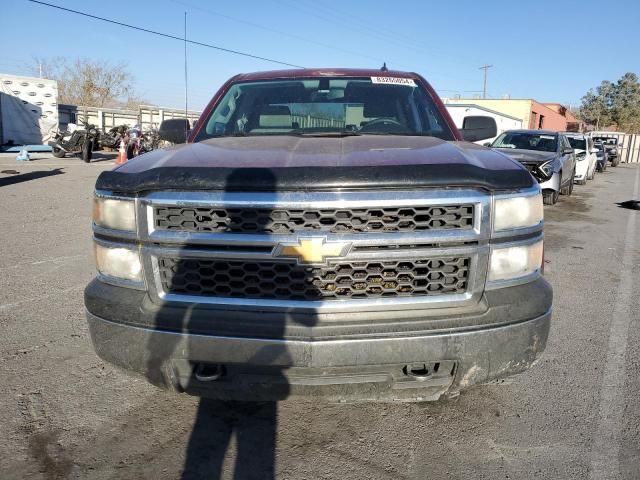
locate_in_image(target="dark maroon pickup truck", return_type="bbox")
[86,68,551,402]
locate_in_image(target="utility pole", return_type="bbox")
[479,64,493,99]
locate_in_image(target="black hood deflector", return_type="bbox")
[96,164,534,194]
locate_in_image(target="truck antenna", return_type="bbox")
[184,11,189,141]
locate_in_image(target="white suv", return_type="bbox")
[566,133,597,185]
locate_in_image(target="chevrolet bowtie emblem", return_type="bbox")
[274,237,351,264]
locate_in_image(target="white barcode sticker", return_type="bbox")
[371,76,416,87]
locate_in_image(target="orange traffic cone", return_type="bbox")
[116,140,127,165]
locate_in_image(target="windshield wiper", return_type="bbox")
[357,132,436,137]
[211,131,250,137]
[288,129,362,137]
[210,130,363,138]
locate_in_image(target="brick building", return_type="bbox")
[444,98,576,132]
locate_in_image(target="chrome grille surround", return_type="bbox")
[127,189,492,312]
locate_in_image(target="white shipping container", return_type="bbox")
[0,73,58,145]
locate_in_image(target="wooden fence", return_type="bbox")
[58,104,201,132]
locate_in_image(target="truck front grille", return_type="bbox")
[157,256,470,301]
[153,204,474,234]
[140,189,488,310]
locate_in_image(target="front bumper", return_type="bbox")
[574,160,589,180]
[86,278,552,402]
[538,171,560,192]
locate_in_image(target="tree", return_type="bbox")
[30,57,147,109]
[578,80,614,128]
[611,72,640,133]
[578,73,640,133]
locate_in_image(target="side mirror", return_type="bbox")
[460,116,497,142]
[483,142,492,147]
[158,118,191,144]
[563,147,574,155]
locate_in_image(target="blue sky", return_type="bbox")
[2,0,639,111]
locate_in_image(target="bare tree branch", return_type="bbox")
[30,57,147,108]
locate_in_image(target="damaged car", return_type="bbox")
[490,130,576,205]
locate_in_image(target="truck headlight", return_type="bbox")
[94,244,142,282]
[488,241,543,282]
[93,197,136,231]
[494,193,543,231]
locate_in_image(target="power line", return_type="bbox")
[273,0,418,56]
[306,0,430,53]
[26,0,304,69]
[170,0,385,65]
[271,0,480,85]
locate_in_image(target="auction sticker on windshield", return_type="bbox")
[371,76,417,87]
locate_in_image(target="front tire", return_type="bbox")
[126,144,136,160]
[543,189,559,205]
[81,140,92,163]
[611,157,620,167]
[52,147,65,158]
[560,172,573,196]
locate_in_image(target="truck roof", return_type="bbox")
[232,68,419,82]
[504,129,559,136]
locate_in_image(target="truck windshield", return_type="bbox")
[567,137,587,150]
[492,132,558,152]
[194,77,454,141]
[594,137,617,145]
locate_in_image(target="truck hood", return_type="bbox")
[493,148,557,164]
[97,136,534,193]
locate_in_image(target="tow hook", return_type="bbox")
[193,363,224,382]
[403,362,439,379]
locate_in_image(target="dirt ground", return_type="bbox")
[0,152,638,479]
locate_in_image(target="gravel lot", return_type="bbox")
[0,152,638,480]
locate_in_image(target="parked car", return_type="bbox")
[593,140,609,172]
[490,129,576,205]
[592,136,621,166]
[86,68,551,402]
[565,133,597,184]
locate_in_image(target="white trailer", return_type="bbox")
[445,103,522,144]
[0,73,58,146]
